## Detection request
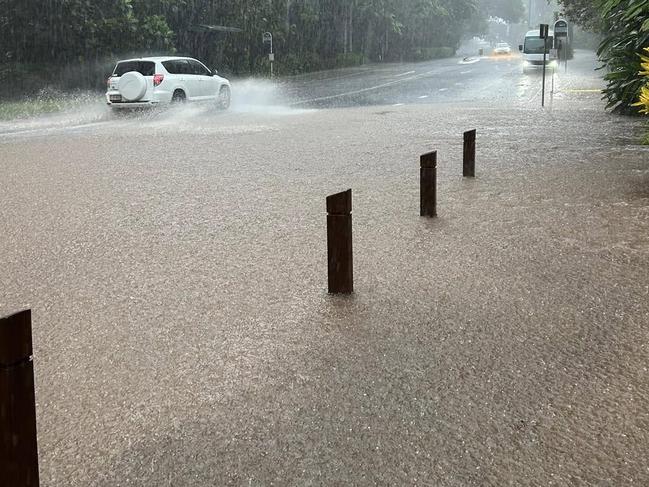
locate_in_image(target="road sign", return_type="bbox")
[262,32,272,44]
[269,53,275,62]
[539,24,549,39]
[554,19,568,37]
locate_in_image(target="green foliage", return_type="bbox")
[596,0,649,114]
[335,52,365,68]
[556,0,605,32]
[478,0,525,23]
[275,52,325,76]
[559,0,649,113]
[410,47,455,62]
[1,0,485,96]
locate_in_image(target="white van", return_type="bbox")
[519,30,558,74]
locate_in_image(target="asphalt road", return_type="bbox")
[280,53,534,108]
[2,51,649,486]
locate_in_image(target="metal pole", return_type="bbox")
[0,309,39,487]
[551,65,555,94]
[542,35,547,107]
[565,38,569,73]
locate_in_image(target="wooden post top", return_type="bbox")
[464,129,477,137]
[0,309,33,366]
[420,151,437,168]
[326,189,352,214]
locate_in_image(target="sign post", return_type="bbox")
[554,19,569,73]
[262,32,274,78]
[540,23,549,107]
[550,48,558,93]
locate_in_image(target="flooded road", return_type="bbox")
[0,50,598,139]
[1,51,649,485]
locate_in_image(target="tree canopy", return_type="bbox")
[478,0,525,24]
[1,0,488,80]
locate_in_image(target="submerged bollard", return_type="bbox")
[0,309,39,487]
[420,151,437,218]
[463,129,476,178]
[327,189,353,294]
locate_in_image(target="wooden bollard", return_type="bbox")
[1,309,39,487]
[420,151,437,217]
[463,129,476,178]
[327,189,353,294]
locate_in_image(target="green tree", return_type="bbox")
[478,0,525,23]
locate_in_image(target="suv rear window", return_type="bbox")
[113,61,155,77]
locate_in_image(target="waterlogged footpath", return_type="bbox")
[1,51,649,485]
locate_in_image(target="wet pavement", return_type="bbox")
[1,51,649,485]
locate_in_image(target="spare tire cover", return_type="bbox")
[118,72,147,101]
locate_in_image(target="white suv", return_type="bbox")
[106,56,231,110]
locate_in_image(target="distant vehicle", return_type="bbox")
[106,56,231,110]
[493,43,512,55]
[519,30,558,74]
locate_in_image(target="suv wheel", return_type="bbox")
[172,90,186,103]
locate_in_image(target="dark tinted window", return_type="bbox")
[113,61,155,77]
[162,59,193,75]
[162,60,178,74]
[189,59,211,76]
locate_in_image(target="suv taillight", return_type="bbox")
[153,74,164,87]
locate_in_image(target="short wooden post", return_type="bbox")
[327,189,353,294]
[420,151,437,217]
[463,129,476,178]
[0,309,39,486]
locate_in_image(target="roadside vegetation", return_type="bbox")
[1,0,523,99]
[633,48,649,144]
[0,99,63,121]
[0,91,97,121]
[558,0,649,115]
[633,48,649,115]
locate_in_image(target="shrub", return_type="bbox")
[632,48,649,114]
[409,47,455,62]
[335,52,364,68]
[597,0,649,114]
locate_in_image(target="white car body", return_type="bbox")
[106,56,231,109]
[494,43,511,55]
